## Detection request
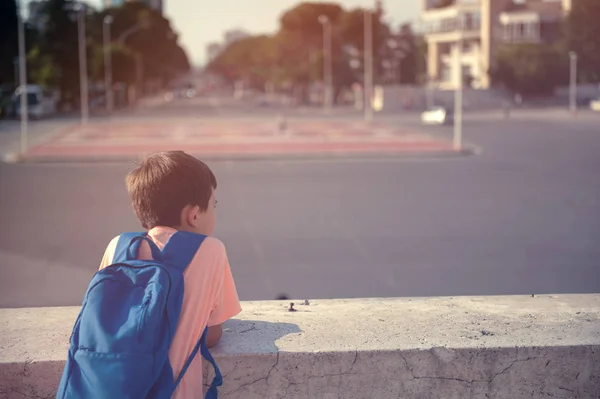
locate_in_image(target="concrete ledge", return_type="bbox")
[1,295,599,398]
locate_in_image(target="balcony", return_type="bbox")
[425,18,481,35]
[422,0,481,21]
[425,0,480,10]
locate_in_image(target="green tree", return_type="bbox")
[38,0,81,104]
[415,35,428,84]
[90,3,190,88]
[389,23,420,84]
[27,46,59,88]
[564,0,600,83]
[490,43,565,96]
[205,1,395,102]
[207,35,277,90]
[340,7,390,84]
[278,2,345,101]
[0,0,19,86]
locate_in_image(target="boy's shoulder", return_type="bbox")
[197,236,226,252]
[101,234,227,265]
[188,236,227,267]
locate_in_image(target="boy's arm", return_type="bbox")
[206,240,242,346]
[99,236,120,270]
[206,325,223,348]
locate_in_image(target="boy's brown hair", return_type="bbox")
[126,151,217,229]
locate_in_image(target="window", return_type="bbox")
[464,13,473,30]
[441,64,451,82]
[462,65,472,78]
[503,24,511,42]
[518,23,525,39]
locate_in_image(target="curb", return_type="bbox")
[11,146,476,164]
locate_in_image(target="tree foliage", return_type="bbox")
[92,3,190,84]
[206,1,416,102]
[37,0,79,102]
[564,0,600,83]
[0,0,19,86]
[0,0,190,105]
[490,43,565,96]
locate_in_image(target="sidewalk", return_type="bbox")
[21,118,459,162]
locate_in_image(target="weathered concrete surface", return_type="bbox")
[1,295,599,398]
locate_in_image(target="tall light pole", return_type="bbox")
[569,51,578,116]
[319,15,333,114]
[14,57,19,87]
[103,15,114,114]
[453,25,464,151]
[117,22,147,105]
[364,10,374,123]
[17,0,28,155]
[76,4,89,125]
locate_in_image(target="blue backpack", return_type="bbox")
[57,231,222,399]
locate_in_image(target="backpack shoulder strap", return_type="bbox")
[174,327,222,398]
[160,231,207,273]
[112,232,146,264]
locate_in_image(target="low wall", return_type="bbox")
[1,295,599,399]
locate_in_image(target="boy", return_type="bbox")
[98,151,241,398]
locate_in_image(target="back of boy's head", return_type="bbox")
[126,151,217,230]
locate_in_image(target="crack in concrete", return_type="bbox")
[239,323,257,334]
[348,350,358,373]
[558,386,574,393]
[399,350,542,386]
[307,371,360,380]
[414,375,476,385]
[489,357,541,383]
[224,352,279,395]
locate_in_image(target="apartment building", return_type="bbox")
[421,0,571,89]
[205,29,250,63]
[105,0,163,14]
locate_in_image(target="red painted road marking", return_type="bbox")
[26,120,454,159]
[27,141,453,158]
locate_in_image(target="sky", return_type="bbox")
[88,0,421,66]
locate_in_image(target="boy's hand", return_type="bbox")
[206,324,223,348]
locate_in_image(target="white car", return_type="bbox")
[421,106,454,125]
[590,99,600,111]
[13,85,57,119]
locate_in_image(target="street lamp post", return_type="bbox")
[364,10,374,123]
[76,4,89,125]
[103,15,114,114]
[13,57,19,87]
[319,15,333,114]
[569,51,578,116]
[17,1,28,155]
[117,23,146,106]
[453,24,464,151]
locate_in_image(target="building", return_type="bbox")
[206,43,223,63]
[144,0,163,14]
[105,0,163,14]
[223,29,250,45]
[205,29,250,64]
[104,0,125,7]
[421,0,571,90]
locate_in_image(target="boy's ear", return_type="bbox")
[184,204,201,228]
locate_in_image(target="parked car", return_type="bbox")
[421,106,454,125]
[590,98,600,112]
[13,85,58,119]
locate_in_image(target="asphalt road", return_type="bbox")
[1,111,599,307]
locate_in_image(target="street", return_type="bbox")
[1,105,599,307]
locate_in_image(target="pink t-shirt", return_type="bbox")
[99,227,241,398]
